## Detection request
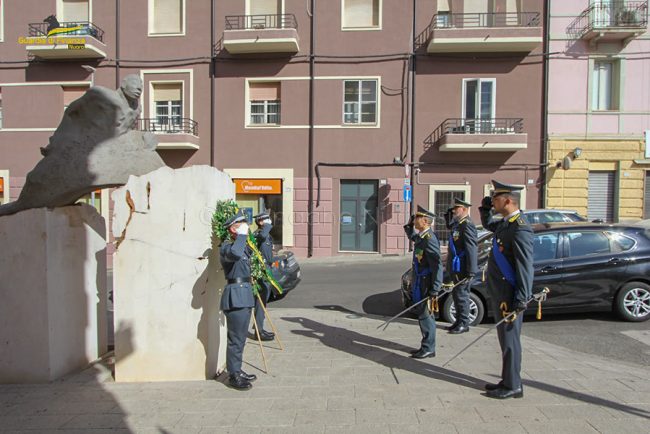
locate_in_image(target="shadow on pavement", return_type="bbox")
[282,316,485,391]
[361,289,406,317]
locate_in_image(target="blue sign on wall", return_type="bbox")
[403,185,412,202]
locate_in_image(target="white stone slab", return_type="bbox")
[112,165,234,382]
[0,205,107,383]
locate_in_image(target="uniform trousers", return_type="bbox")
[451,277,471,326]
[254,281,271,332]
[496,312,524,390]
[413,302,436,352]
[225,307,252,375]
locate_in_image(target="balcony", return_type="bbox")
[24,21,106,60]
[138,118,199,151]
[431,118,527,152]
[567,1,648,45]
[223,14,299,54]
[420,12,542,53]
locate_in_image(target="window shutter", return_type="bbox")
[153,83,182,102]
[437,0,450,12]
[61,0,89,22]
[249,82,280,101]
[344,0,379,28]
[63,86,88,106]
[153,0,183,34]
[250,0,281,15]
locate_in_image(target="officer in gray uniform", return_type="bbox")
[403,205,443,359]
[252,210,275,341]
[220,210,257,390]
[479,180,534,399]
[444,198,478,334]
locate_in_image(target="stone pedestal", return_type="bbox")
[0,205,107,383]
[112,166,233,382]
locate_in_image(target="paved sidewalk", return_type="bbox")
[1,307,649,433]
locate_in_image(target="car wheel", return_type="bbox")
[442,292,485,326]
[615,282,650,322]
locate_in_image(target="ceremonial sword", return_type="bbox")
[441,287,550,368]
[376,278,470,331]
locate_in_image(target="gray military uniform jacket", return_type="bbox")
[219,233,256,311]
[479,210,534,312]
[254,224,274,265]
[446,216,479,280]
[404,224,443,299]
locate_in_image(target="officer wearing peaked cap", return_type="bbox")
[479,180,534,399]
[403,205,443,359]
[252,209,275,341]
[444,198,478,334]
[220,210,257,390]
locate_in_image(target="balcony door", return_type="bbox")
[593,0,614,28]
[247,0,282,28]
[59,0,89,23]
[462,78,495,133]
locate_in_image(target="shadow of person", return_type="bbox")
[282,316,485,391]
[314,303,449,331]
[191,246,226,380]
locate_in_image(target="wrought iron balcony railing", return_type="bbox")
[225,14,298,30]
[432,118,524,143]
[137,118,198,136]
[567,1,648,39]
[28,21,105,42]
[431,12,540,29]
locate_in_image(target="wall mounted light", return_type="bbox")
[573,147,582,158]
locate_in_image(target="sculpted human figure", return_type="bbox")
[0,74,165,217]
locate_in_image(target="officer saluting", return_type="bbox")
[403,205,443,359]
[220,210,257,390]
[252,210,275,341]
[478,180,534,399]
[444,198,478,334]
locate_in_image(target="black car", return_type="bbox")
[268,251,301,302]
[401,223,650,324]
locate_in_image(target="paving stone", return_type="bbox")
[301,385,355,399]
[294,409,355,426]
[0,414,76,430]
[355,408,418,425]
[537,404,619,420]
[586,418,650,434]
[234,409,296,427]
[416,406,483,424]
[327,396,385,410]
[454,421,527,434]
[176,412,240,428]
[475,405,548,423]
[389,423,458,434]
[60,413,129,429]
[522,420,599,433]
[326,423,391,433]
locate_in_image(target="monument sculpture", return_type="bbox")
[0,75,166,216]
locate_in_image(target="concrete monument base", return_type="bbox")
[112,165,233,382]
[0,205,108,383]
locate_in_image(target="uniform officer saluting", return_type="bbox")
[252,210,275,341]
[220,210,257,390]
[403,205,443,359]
[444,198,478,334]
[478,180,534,399]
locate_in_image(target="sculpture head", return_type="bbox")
[120,75,143,101]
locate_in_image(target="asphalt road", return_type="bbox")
[272,257,650,367]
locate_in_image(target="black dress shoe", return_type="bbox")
[449,325,470,334]
[446,322,459,331]
[408,348,423,354]
[259,331,274,341]
[411,350,436,359]
[484,382,504,391]
[238,371,257,382]
[228,374,252,390]
[486,387,523,399]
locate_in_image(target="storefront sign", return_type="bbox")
[234,179,282,195]
[0,178,4,194]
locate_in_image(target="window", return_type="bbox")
[463,78,495,133]
[150,0,184,35]
[248,0,281,16]
[607,232,635,252]
[152,83,183,131]
[343,80,377,125]
[592,60,619,111]
[567,231,611,257]
[59,0,89,22]
[533,233,559,262]
[342,0,380,29]
[0,0,4,42]
[62,85,88,111]
[436,0,451,27]
[0,88,3,129]
[249,82,281,125]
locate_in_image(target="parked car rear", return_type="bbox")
[401,223,650,324]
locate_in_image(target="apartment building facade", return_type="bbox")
[547,0,650,222]
[0,0,546,258]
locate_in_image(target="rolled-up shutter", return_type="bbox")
[645,172,650,219]
[588,171,615,222]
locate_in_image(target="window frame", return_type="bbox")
[56,0,92,23]
[246,0,284,17]
[342,79,378,126]
[250,99,281,125]
[341,0,382,31]
[0,0,4,43]
[532,232,561,263]
[564,230,613,258]
[590,57,622,112]
[148,0,186,37]
[148,80,186,132]
[462,78,497,123]
[246,80,282,127]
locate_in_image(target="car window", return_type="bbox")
[566,231,610,257]
[533,233,559,262]
[606,232,635,252]
[566,213,588,222]
[524,212,538,224]
[538,212,566,223]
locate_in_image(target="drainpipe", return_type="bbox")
[307,0,315,257]
[115,0,120,89]
[210,0,216,167]
[409,0,417,217]
[540,0,550,208]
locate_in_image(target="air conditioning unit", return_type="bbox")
[616,9,640,26]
